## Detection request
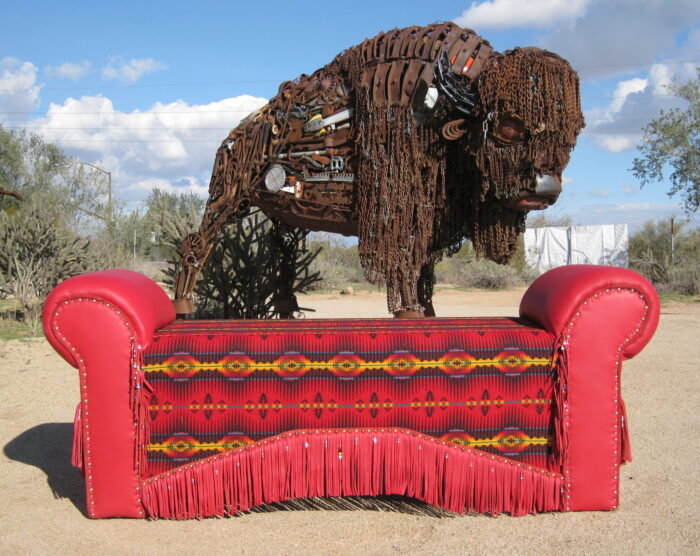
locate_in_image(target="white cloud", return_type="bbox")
[609,78,647,113]
[540,0,700,79]
[0,57,42,123]
[128,176,209,198]
[623,184,637,196]
[590,188,612,198]
[454,0,591,30]
[102,57,167,83]
[594,136,635,153]
[583,61,698,153]
[46,61,91,80]
[32,93,267,202]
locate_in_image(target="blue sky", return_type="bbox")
[2,0,699,231]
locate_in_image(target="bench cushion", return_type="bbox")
[143,317,558,478]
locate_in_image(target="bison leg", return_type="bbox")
[172,230,212,316]
[269,218,301,319]
[173,144,250,316]
[388,269,422,319]
[173,200,249,316]
[417,262,436,317]
[389,262,436,318]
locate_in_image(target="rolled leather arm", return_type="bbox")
[519,265,659,359]
[43,270,175,368]
[42,270,175,518]
[520,265,660,511]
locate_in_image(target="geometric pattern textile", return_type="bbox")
[143,317,557,478]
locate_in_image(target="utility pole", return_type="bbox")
[76,160,112,226]
[670,216,675,266]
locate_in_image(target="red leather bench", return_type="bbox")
[43,265,659,518]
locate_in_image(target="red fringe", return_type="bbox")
[129,340,153,477]
[619,398,632,464]
[141,429,564,519]
[549,337,569,472]
[71,402,85,475]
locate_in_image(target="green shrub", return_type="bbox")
[658,263,700,295]
[436,240,537,288]
[438,258,524,289]
[630,219,700,294]
[306,238,367,291]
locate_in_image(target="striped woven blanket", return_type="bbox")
[142,317,557,478]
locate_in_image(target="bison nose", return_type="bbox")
[534,174,562,202]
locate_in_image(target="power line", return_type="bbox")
[0,59,697,95]
[0,90,684,104]
[0,109,257,115]
[30,130,655,143]
[575,59,699,69]
[0,112,672,134]
[0,88,686,117]
[584,92,675,101]
[3,125,235,131]
[0,89,690,104]
[0,79,281,94]
[41,138,221,143]
[0,107,679,119]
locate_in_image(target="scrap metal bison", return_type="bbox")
[173,22,585,317]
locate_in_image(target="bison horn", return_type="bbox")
[441,119,467,140]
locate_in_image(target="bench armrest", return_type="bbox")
[42,270,175,518]
[521,265,660,511]
[520,264,659,359]
[43,270,175,368]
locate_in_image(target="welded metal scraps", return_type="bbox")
[174,23,584,317]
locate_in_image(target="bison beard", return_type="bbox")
[344,49,532,313]
[475,48,584,196]
[354,99,446,312]
[351,94,524,313]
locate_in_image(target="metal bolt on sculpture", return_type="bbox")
[173,23,585,318]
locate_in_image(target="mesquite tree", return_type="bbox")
[0,127,110,224]
[632,69,700,213]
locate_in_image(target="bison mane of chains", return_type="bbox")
[174,22,584,317]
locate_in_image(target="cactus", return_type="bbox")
[161,209,321,319]
[0,203,91,331]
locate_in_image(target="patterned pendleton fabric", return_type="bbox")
[143,318,557,477]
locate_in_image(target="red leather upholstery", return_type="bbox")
[520,265,660,359]
[43,270,175,367]
[41,265,660,517]
[42,270,175,517]
[520,265,660,510]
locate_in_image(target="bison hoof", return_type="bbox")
[394,310,425,319]
[173,298,195,316]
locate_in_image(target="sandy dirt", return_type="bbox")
[1,288,698,555]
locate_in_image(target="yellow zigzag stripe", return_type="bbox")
[144,356,551,375]
[146,435,551,453]
[148,398,551,412]
[147,439,253,453]
[448,436,550,448]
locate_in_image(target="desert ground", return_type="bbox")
[1,287,698,555]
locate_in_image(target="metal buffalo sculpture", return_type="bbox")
[173,23,585,317]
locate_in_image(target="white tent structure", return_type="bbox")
[524,224,628,273]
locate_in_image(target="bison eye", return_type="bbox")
[492,114,527,145]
